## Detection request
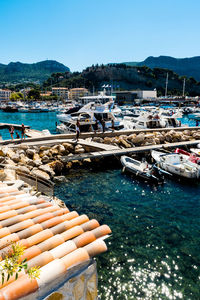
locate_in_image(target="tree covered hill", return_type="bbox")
[43,64,200,96]
[0,60,70,84]
[124,56,200,81]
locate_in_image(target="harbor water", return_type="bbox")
[0,110,199,299]
[55,168,200,300]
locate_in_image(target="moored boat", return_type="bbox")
[120,155,164,183]
[151,150,200,179]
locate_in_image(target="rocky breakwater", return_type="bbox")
[92,129,200,148]
[0,142,87,183]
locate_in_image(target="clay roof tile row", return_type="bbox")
[0,185,111,299]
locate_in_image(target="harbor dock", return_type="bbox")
[0,123,30,130]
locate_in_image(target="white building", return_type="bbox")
[135,90,157,99]
[52,87,68,99]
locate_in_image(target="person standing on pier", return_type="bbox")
[111,119,115,132]
[9,126,14,140]
[21,124,26,139]
[102,119,105,133]
[75,120,80,141]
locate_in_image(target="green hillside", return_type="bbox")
[124,56,200,81]
[43,64,200,96]
[0,60,70,84]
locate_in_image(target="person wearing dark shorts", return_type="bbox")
[21,124,26,139]
[76,120,80,141]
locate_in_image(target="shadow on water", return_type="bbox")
[55,166,200,300]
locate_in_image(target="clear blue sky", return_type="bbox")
[0,0,200,71]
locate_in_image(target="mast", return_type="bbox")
[182,78,186,97]
[165,72,168,97]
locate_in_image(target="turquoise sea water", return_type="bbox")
[0,110,200,299]
[0,110,197,140]
[0,111,57,140]
[54,168,200,300]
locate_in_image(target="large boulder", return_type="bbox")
[48,160,64,175]
[33,153,41,161]
[39,145,50,151]
[12,154,21,163]
[183,130,191,136]
[53,176,68,183]
[0,170,6,181]
[39,150,51,158]
[20,154,30,165]
[62,143,74,152]
[58,145,66,154]
[192,132,200,139]
[26,148,36,158]
[50,148,59,156]
[74,145,85,154]
[31,168,50,180]
[0,147,8,157]
[127,134,137,141]
[103,137,113,145]
[119,138,131,148]
[39,164,55,178]
[131,133,145,145]
[18,144,29,150]
[17,165,30,174]
[92,137,104,143]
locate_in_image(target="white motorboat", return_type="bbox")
[120,156,164,183]
[151,150,200,179]
[56,101,134,133]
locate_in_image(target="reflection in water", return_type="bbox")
[55,167,200,299]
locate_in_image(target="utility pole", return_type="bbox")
[182,78,186,97]
[165,72,168,97]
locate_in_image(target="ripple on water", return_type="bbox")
[55,168,200,300]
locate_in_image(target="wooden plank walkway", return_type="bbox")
[67,139,120,151]
[0,123,30,130]
[11,138,119,152]
[0,126,200,147]
[61,139,200,163]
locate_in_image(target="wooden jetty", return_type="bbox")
[0,123,30,130]
[0,126,199,147]
[60,139,200,163]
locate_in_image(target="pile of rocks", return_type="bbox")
[0,142,86,181]
[92,129,200,148]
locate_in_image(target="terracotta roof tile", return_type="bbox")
[0,184,111,299]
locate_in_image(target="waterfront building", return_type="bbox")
[52,87,69,99]
[115,89,157,104]
[69,88,89,100]
[0,89,12,101]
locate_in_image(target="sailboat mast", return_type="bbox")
[165,72,168,97]
[182,78,186,97]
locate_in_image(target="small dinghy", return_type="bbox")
[120,156,164,183]
[151,150,200,179]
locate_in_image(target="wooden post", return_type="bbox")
[36,176,38,192]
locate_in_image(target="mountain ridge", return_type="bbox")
[0,60,70,84]
[123,55,200,80]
